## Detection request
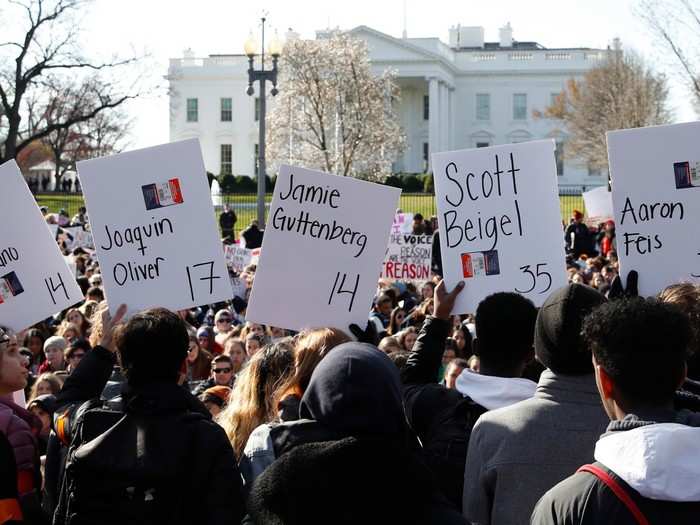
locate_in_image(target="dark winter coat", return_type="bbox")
[401,316,486,511]
[0,430,23,523]
[246,342,466,525]
[531,409,700,525]
[49,346,245,525]
[564,222,593,257]
[241,225,264,249]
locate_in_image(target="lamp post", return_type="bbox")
[244,18,282,229]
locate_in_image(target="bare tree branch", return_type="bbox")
[0,0,143,162]
[539,45,670,170]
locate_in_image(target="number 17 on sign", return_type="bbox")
[328,272,359,312]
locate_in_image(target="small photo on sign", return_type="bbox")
[142,178,184,210]
[0,271,24,304]
[461,250,500,279]
[672,161,700,189]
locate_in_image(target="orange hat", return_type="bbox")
[202,386,231,407]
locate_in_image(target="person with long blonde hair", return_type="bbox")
[218,341,294,460]
[273,327,351,418]
[238,327,350,487]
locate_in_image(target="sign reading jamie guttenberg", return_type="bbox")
[77,139,231,315]
[607,122,700,296]
[432,140,567,313]
[0,160,83,331]
[247,165,401,332]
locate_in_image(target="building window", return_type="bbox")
[476,142,490,148]
[476,94,490,121]
[588,163,602,177]
[186,98,198,122]
[255,97,260,122]
[220,144,232,175]
[254,144,259,176]
[221,98,232,121]
[555,141,565,176]
[423,95,429,120]
[513,93,527,120]
[423,142,429,171]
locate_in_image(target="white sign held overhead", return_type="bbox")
[223,244,253,273]
[77,139,231,315]
[432,140,567,313]
[0,160,83,332]
[391,213,414,234]
[247,165,400,332]
[607,122,700,296]
[583,186,613,221]
[380,234,433,282]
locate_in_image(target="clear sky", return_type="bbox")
[64,0,697,149]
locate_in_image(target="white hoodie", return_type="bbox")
[454,370,537,410]
[594,423,700,502]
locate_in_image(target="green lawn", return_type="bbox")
[35,192,588,236]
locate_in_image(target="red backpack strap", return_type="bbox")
[577,464,650,525]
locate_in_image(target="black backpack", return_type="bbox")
[53,398,207,525]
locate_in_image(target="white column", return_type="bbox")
[440,82,449,152]
[448,86,455,150]
[428,77,439,171]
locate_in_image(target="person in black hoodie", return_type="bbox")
[531,298,700,525]
[246,342,467,525]
[50,305,245,525]
[402,280,538,511]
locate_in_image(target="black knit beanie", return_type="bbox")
[535,284,606,375]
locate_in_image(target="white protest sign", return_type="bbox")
[229,276,247,300]
[432,140,567,313]
[0,160,83,332]
[247,164,400,331]
[62,227,94,250]
[607,122,700,296]
[380,234,433,282]
[63,255,78,276]
[391,213,414,234]
[224,244,253,273]
[583,186,613,221]
[77,139,231,315]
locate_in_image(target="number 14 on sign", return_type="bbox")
[328,272,359,312]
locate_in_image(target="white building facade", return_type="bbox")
[168,24,609,189]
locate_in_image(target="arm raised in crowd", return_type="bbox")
[54,305,126,406]
[401,280,464,386]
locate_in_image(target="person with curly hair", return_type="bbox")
[532,298,700,524]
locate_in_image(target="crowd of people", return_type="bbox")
[0,203,698,524]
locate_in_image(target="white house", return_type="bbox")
[167,24,609,189]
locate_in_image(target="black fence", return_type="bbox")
[35,186,594,238]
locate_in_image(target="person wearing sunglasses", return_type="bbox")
[192,355,235,396]
[186,333,213,382]
[64,338,91,374]
[213,310,235,346]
